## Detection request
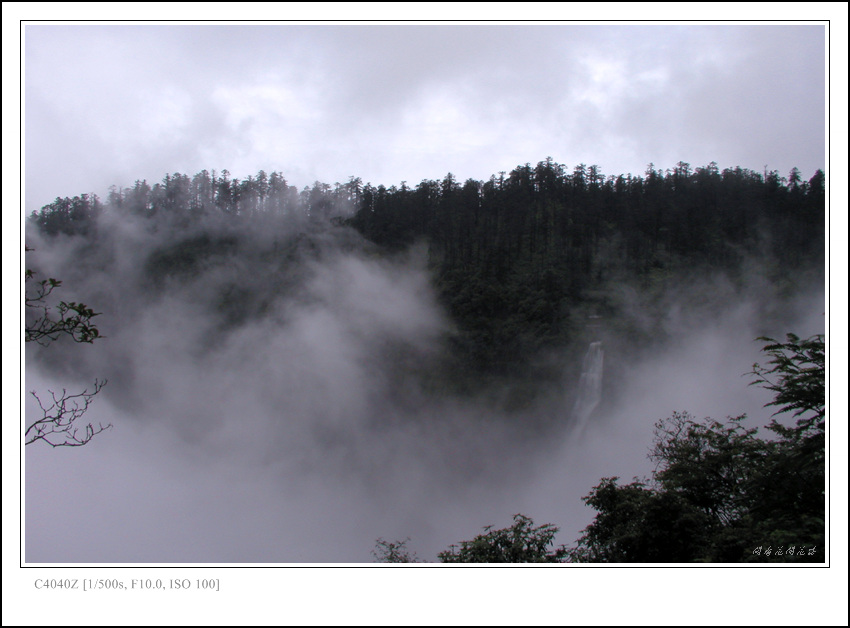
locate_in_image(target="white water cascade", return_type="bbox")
[570,341,604,438]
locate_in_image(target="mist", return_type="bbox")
[23,198,825,564]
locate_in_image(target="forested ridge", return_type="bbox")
[29,159,825,398]
[26,158,826,562]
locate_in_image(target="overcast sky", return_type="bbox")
[24,23,827,214]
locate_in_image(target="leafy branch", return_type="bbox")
[25,263,102,346]
[749,333,825,436]
[371,537,420,563]
[438,514,567,563]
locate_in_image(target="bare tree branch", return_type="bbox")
[26,380,111,447]
[25,246,110,448]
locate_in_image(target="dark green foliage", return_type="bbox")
[347,160,825,385]
[25,257,102,346]
[372,538,420,563]
[29,193,102,236]
[438,514,567,563]
[749,333,825,435]
[741,334,826,561]
[567,477,710,562]
[571,334,825,562]
[650,413,767,528]
[371,515,567,563]
[28,161,826,393]
[144,233,240,286]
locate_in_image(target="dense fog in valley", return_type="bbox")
[23,174,824,562]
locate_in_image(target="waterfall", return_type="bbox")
[571,341,604,437]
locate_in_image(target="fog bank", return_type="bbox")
[24,211,824,562]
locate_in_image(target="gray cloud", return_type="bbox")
[24,24,825,214]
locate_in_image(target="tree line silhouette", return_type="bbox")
[29,158,825,391]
